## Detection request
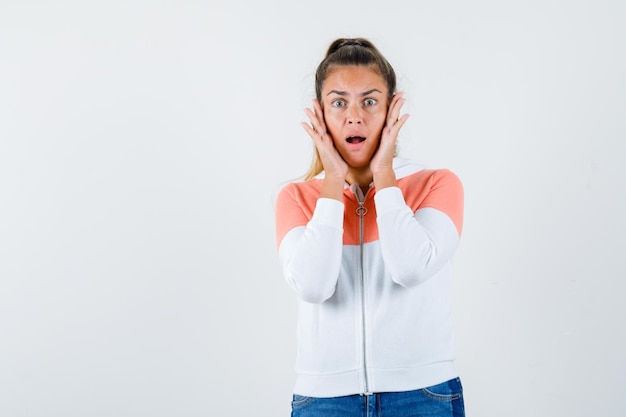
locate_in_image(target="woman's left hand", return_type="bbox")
[370,92,409,176]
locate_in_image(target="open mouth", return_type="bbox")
[346,136,366,144]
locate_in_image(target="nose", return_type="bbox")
[346,104,362,124]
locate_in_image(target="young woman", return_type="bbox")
[275,38,465,417]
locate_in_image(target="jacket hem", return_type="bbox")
[293,361,458,398]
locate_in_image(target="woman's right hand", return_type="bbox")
[301,99,349,183]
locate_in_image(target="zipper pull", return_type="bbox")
[356,201,368,217]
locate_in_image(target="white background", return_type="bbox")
[1,1,624,416]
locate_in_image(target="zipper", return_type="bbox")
[356,195,371,395]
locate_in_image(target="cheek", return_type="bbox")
[371,113,387,132]
[323,112,342,133]
[365,106,387,121]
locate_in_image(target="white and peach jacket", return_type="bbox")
[275,157,464,398]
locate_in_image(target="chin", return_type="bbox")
[346,159,373,170]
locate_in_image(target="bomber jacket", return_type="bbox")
[275,157,464,397]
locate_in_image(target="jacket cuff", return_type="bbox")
[312,198,344,227]
[374,186,406,214]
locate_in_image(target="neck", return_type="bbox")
[346,166,373,195]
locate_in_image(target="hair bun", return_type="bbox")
[330,39,367,53]
[337,40,364,48]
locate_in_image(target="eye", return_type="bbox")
[364,98,377,106]
[332,99,346,108]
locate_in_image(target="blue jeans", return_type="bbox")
[291,378,465,417]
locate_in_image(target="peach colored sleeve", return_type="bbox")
[275,181,321,247]
[401,169,464,236]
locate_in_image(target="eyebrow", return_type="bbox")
[326,88,384,97]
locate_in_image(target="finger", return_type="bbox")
[301,110,320,139]
[388,92,403,112]
[304,103,327,136]
[394,114,410,132]
[301,121,318,141]
[387,94,406,126]
[388,112,409,140]
[311,99,328,133]
[303,108,326,141]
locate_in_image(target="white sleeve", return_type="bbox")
[375,186,460,287]
[278,198,344,303]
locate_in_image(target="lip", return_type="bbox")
[345,129,367,143]
[346,135,366,144]
[344,135,368,152]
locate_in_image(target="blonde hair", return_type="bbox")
[304,149,324,181]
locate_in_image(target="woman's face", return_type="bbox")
[321,65,389,170]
